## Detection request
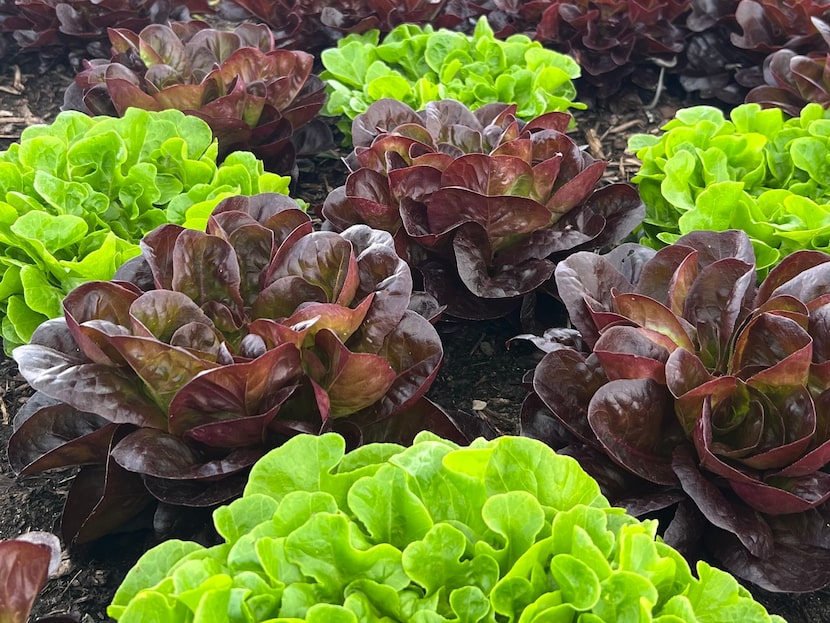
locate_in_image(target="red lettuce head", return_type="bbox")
[533,0,690,96]
[680,0,830,102]
[212,0,470,52]
[523,229,830,592]
[745,17,830,115]
[8,194,455,545]
[63,21,331,175]
[322,98,644,320]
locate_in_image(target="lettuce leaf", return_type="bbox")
[108,433,786,622]
[0,108,292,352]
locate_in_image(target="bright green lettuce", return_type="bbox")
[321,17,585,137]
[108,433,787,623]
[628,102,830,273]
[0,108,292,352]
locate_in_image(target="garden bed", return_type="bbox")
[0,55,828,622]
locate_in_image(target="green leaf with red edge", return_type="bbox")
[593,325,671,384]
[734,313,812,387]
[616,291,694,346]
[171,229,244,313]
[309,329,397,418]
[108,28,140,56]
[673,375,742,436]
[528,156,562,203]
[108,335,219,410]
[199,83,266,131]
[127,290,217,343]
[139,24,187,70]
[283,297,374,345]
[107,78,165,115]
[167,343,303,436]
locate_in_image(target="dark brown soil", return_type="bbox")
[0,53,827,623]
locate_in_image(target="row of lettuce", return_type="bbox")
[5,103,829,620]
[3,11,830,623]
[9,15,830,348]
[3,0,830,113]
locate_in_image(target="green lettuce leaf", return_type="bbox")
[109,434,786,623]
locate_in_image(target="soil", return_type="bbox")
[0,53,828,623]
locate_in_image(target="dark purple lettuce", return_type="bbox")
[534,0,690,97]
[63,21,331,175]
[214,0,471,53]
[322,99,644,320]
[681,0,830,102]
[0,0,209,57]
[745,17,830,115]
[522,229,830,592]
[439,0,690,97]
[731,0,830,53]
[7,194,456,545]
